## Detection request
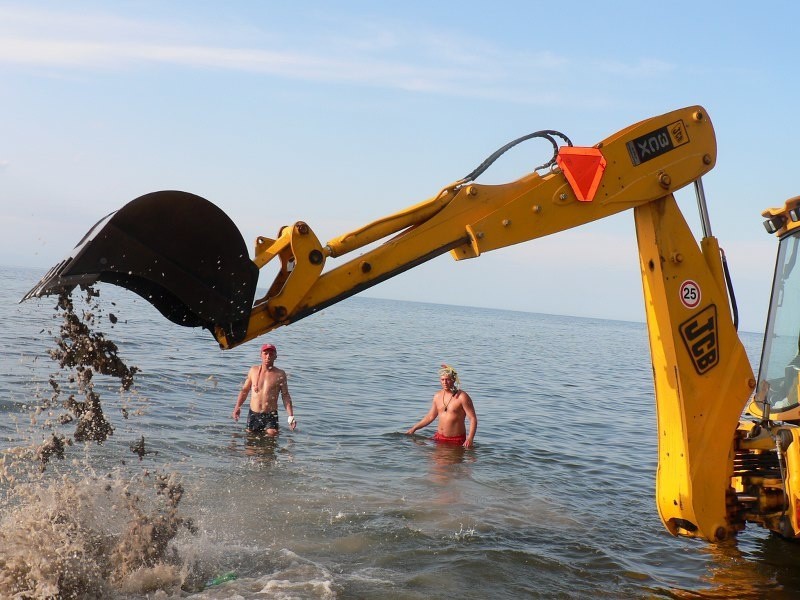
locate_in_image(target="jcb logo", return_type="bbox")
[679,305,719,374]
[670,122,686,144]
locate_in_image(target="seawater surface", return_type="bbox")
[3,264,800,599]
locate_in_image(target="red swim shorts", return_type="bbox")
[432,432,467,445]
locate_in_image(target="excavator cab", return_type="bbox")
[22,190,259,346]
[750,201,800,422]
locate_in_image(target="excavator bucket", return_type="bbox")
[22,190,259,345]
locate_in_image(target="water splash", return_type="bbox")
[0,286,207,597]
[0,448,208,597]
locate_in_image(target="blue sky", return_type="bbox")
[2,1,798,332]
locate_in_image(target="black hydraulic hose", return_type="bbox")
[721,247,739,331]
[458,129,573,184]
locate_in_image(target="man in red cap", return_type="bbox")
[232,343,297,434]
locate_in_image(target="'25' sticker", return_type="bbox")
[680,280,701,309]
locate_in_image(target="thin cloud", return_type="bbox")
[0,35,484,94]
[595,57,676,77]
[0,6,669,102]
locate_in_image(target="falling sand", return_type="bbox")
[47,288,138,446]
[0,287,207,598]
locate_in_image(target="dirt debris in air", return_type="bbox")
[44,288,139,451]
[0,285,208,598]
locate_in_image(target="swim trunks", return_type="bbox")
[432,432,466,445]
[247,409,279,432]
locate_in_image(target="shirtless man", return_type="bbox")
[232,343,297,435]
[406,364,477,448]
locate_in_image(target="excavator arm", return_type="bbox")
[238,107,724,349]
[26,106,718,348]
[24,105,766,542]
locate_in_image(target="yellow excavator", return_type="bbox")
[21,105,800,544]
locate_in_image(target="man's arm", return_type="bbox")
[279,370,297,430]
[462,392,477,448]
[232,369,253,421]
[406,399,439,435]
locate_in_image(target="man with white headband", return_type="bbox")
[406,363,477,448]
[232,343,297,435]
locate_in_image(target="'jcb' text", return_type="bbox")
[679,305,719,375]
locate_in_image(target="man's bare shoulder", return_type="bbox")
[456,389,474,403]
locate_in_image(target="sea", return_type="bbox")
[3,263,800,599]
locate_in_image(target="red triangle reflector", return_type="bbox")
[556,147,607,202]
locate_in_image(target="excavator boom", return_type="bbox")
[22,105,719,348]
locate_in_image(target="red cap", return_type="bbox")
[261,343,276,353]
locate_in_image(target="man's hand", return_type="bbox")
[288,415,297,431]
[463,439,473,449]
[232,406,241,421]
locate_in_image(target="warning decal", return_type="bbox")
[679,280,701,309]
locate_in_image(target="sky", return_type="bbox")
[2,1,799,334]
